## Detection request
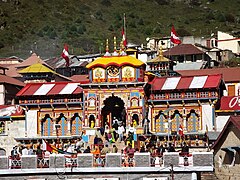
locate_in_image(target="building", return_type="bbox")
[163,44,211,70]
[0,65,25,155]
[217,31,240,55]
[146,74,225,138]
[15,38,146,145]
[177,67,240,132]
[211,115,240,179]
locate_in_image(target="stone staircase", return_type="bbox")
[87,131,126,152]
[201,172,219,180]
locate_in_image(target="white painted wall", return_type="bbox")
[0,84,5,105]
[223,82,240,96]
[26,110,38,137]
[201,104,214,131]
[216,115,230,132]
[217,31,240,54]
[138,53,148,63]
[0,120,25,155]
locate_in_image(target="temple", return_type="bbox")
[15,39,226,146]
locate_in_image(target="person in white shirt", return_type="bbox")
[21,145,29,155]
[118,124,125,142]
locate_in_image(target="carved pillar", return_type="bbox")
[67,118,71,136]
[52,118,57,136]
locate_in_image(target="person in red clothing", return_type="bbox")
[126,145,135,167]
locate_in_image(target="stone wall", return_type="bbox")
[215,165,240,180]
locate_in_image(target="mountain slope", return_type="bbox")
[0,0,240,58]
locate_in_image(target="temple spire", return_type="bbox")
[159,45,164,61]
[112,36,119,56]
[104,39,111,56]
[120,40,127,56]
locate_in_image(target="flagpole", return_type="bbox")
[124,13,126,43]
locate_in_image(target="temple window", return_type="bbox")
[185,92,197,98]
[89,98,95,107]
[0,122,5,135]
[41,114,53,136]
[131,98,139,107]
[211,91,217,97]
[169,92,181,99]
[71,113,82,135]
[186,109,200,132]
[200,92,209,98]
[155,93,166,99]
[170,110,183,132]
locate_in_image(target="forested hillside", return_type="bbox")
[0,0,240,58]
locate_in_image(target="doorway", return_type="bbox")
[101,95,126,127]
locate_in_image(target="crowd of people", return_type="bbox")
[9,118,195,168]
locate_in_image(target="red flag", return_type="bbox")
[171,25,181,44]
[122,14,127,47]
[61,44,70,67]
[42,139,53,153]
[178,124,184,137]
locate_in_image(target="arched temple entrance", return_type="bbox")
[101,95,126,127]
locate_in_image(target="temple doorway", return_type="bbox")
[101,95,126,128]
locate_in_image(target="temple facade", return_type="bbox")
[15,42,226,146]
[16,38,147,138]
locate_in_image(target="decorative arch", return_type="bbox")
[89,114,95,128]
[0,147,6,156]
[132,113,139,127]
[186,109,200,132]
[155,110,167,133]
[71,113,82,135]
[170,110,183,133]
[101,95,126,127]
[41,114,53,136]
[130,97,139,107]
[56,113,68,136]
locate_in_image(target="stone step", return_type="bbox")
[201,172,219,180]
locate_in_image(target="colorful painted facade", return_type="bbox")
[147,74,225,135]
[16,42,146,137]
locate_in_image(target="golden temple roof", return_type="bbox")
[147,46,170,63]
[18,63,56,74]
[86,55,144,69]
[147,55,171,63]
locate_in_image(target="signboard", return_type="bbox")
[220,96,240,110]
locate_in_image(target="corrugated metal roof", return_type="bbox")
[163,44,204,56]
[149,74,222,91]
[17,82,82,96]
[0,74,25,86]
[177,67,240,83]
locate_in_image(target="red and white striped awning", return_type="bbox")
[17,82,82,96]
[150,74,222,91]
